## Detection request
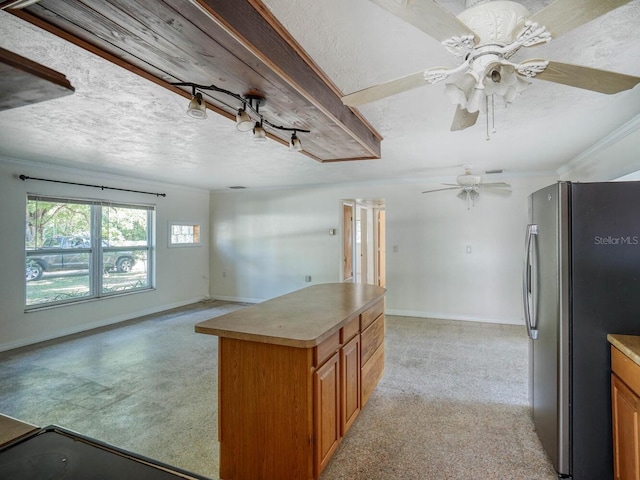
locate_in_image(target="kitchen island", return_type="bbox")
[195,283,386,480]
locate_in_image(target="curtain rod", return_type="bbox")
[19,175,166,197]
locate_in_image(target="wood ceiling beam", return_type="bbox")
[9,0,382,162]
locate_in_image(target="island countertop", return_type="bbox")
[608,334,640,367]
[0,414,38,447]
[195,283,386,348]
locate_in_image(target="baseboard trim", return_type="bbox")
[0,296,209,352]
[385,308,523,325]
[210,294,262,304]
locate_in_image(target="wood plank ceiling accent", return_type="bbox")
[7,0,382,162]
[0,46,75,111]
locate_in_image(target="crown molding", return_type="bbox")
[557,113,640,178]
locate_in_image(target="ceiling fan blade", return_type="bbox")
[528,0,633,40]
[450,106,479,131]
[483,188,513,196]
[368,0,475,42]
[481,182,511,188]
[529,60,640,94]
[421,186,460,194]
[342,69,430,106]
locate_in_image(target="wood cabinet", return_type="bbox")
[341,333,361,434]
[611,345,640,480]
[361,307,385,407]
[314,322,361,477]
[195,283,385,480]
[315,351,340,474]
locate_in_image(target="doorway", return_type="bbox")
[341,199,385,286]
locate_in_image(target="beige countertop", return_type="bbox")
[196,283,385,348]
[608,334,640,366]
[0,414,38,447]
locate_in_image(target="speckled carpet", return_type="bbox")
[0,301,556,479]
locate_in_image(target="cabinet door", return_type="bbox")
[612,373,640,480]
[341,334,360,434]
[314,351,340,477]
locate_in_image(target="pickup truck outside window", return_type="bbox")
[25,196,154,308]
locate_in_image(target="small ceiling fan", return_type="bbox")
[422,165,511,209]
[342,0,640,131]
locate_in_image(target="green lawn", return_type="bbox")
[26,270,149,306]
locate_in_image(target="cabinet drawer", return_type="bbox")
[361,299,384,330]
[341,314,359,343]
[361,314,384,367]
[361,343,384,407]
[315,330,341,367]
[612,346,640,395]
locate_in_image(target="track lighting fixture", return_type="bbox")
[171,81,309,152]
[253,121,266,141]
[186,90,207,119]
[235,108,253,132]
[289,132,303,152]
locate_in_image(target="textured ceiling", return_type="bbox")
[0,0,639,191]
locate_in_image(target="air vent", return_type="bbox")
[228,186,246,189]
[485,169,503,175]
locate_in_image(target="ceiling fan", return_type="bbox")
[342,0,640,131]
[422,165,511,209]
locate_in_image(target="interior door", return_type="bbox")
[377,210,386,287]
[343,203,353,281]
[359,207,367,284]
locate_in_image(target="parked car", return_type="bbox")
[26,236,135,281]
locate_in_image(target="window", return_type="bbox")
[25,195,155,308]
[169,223,201,246]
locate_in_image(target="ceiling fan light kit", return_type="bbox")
[171,81,310,152]
[422,166,512,209]
[342,0,640,133]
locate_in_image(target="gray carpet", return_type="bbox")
[0,301,556,479]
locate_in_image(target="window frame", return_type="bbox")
[168,222,202,247]
[25,194,156,310]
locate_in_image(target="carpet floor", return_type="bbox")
[0,300,556,479]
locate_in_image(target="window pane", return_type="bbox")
[169,223,200,245]
[102,249,149,294]
[25,197,154,308]
[102,205,150,295]
[26,198,93,306]
[102,205,148,246]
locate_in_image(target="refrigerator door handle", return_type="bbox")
[523,224,538,340]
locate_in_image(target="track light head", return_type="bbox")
[171,82,310,150]
[236,108,253,132]
[289,132,303,152]
[187,92,207,119]
[253,121,267,141]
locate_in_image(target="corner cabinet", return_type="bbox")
[611,345,640,480]
[195,284,386,480]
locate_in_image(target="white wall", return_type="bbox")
[0,158,210,351]
[209,175,556,324]
[560,114,640,182]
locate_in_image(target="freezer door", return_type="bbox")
[528,182,571,476]
[570,181,640,480]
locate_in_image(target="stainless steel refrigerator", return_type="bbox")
[523,181,640,480]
